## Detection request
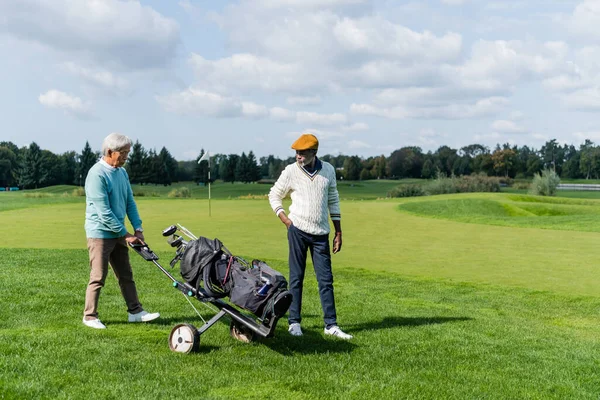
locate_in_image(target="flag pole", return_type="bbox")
[208,156,211,217]
[198,150,212,217]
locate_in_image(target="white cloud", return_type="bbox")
[256,0,368,9]
[157,89,349,126]
[347,140,370,149]
[296,111,347,126]
[562,88,600,111]
[418,128,446,146]
[332,17,461,62]
[62,62,128,91]
[350,96,508,120]
[155,89,242,117]
[38,89,90,117]
[189,53,319,94]
[491,119,526,134]
[341,122,369,131]
[441,0,467,5]
[269,107,296,121]
[573,131,600,141]
[287,96,322,105]
[242,102,269,119]
[568,0,600,42]
[0,0,180,69]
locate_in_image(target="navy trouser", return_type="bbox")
[287,225,337,327]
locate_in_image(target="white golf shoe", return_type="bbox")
[324,325,353,340]
[128,310,160,323]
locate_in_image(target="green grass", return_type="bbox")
[398,192,600,232]
[2,187,600,398]
[2,249,600,399]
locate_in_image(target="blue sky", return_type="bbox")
[1,0,599,160]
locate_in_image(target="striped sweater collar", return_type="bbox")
[297,158,322,179]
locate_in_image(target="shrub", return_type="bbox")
[168,187,191,198]
[425,171,458,195]
[134,190,160,197]
[529,169,560,196]
[23,192,53,198]
[387,185,425,198]
[424,173,501,195]
[512,182,530,190]
[71,187,85,197]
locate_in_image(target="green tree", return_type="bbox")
[195,149,209,184]
[60,151,78,185]
[39,150,64,187]
[491,148,516,178]
[421,157,436,179]
[236,152,249,183]
[371,155,388,179]
[20,142,43,189]
[126,141,147,184]
[77,141,98,185]
[221,154,239,183]
[157,147,177,186]
[389,147,424,178]
[246,151,261,182]
[343,156,362,180]
[144,149,160,185]
[0,146,18,187]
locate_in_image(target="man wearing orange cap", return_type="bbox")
[268,133,352,340]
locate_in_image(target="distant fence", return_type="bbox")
[557,184,600,191]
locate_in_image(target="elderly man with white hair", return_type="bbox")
[82,132,159,329]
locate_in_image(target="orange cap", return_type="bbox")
[291,134,319,150]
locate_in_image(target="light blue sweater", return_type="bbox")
[85,159,142,239]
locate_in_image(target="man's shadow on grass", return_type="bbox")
[348,316,472,333]
[259,328,358,356]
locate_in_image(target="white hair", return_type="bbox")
[102,133,132,156]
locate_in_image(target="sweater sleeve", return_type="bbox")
[268,166,291,216]
[86,171,128,235]
[123,169,142,230]
[327,166,341,221]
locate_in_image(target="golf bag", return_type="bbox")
[179,236,291,320]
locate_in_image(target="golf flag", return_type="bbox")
[198,151,210,163]
[198,150,212,217]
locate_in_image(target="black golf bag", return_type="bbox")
[179,236,291,322]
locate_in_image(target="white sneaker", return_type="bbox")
[128,310,160,323]
[83,318,106,329]
[324,325,353,340]
[288,323,303,336]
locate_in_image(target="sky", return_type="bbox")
[1,0,600,161]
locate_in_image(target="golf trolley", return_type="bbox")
[129,224,292,353]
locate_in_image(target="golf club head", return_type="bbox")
[162,225,177,237]
[168,236,183,248]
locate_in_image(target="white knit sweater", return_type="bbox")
[268,160,341,235]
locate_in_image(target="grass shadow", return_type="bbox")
[349,316,472,333]
[259,329,358,356]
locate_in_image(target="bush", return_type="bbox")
[387,173,502,198]
[71,187,85,197]
[23,192,54,198]
[512,182,530,190]
[387,185,425,198]
[529,169,560,196]
[134,190,160,197]
[168,187,191,198]
[425,172,501,195]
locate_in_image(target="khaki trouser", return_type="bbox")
[84,237,143,320]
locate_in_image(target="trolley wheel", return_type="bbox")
[169,324,200,353]
[229,321,256,343]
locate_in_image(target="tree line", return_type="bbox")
[1,138,599,189]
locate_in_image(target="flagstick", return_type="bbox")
[208,156,211,217]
